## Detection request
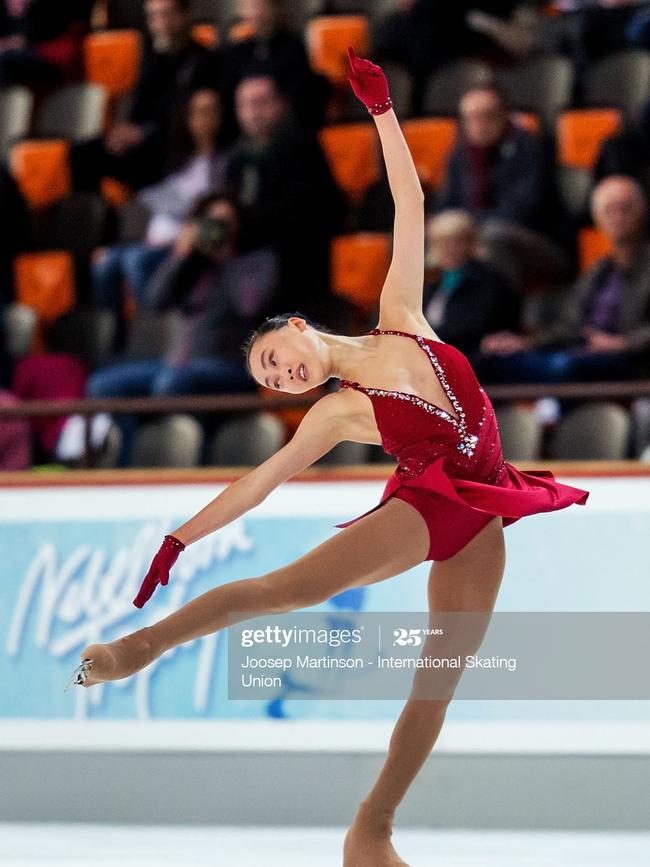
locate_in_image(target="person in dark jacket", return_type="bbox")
[87,189,279,400]
[423,209,521,368]
[480,175,650,382]
[218,0,330,132]
[226,72,347,323]
[71,0,217,191]
[0,0,92,86]
[437,82,572,287]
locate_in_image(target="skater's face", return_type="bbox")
[249,318,321,393]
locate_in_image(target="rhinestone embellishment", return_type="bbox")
[340,329,484,457]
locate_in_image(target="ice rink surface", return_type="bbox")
[1,824,650,866]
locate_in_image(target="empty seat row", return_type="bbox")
[496,401,635,461]
[95,399,641,469]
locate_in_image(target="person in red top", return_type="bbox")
[66,51,589,866]
[0,388,31,470]
[12,346,87,460]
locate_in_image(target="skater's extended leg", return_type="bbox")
[80,496,430,686]
[343,516,506,867]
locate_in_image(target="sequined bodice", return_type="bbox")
[339,328,506,485]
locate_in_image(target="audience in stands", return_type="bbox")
[225,72,346,322]
[71,0,217,191]
[218,0,331,131]
[480,175,650,382]
[6,1,650,467]
[87,189,280,465]
[0,388,31,470]
[423,209,522,364]
[88,190,278,398]
[0,0,93,87]
[92,86,228,346]
[436,82,572,288]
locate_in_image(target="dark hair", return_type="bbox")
[236,68,291,101]
[167,87,223,173]
[459,80,511,113]
[241,311,334,377]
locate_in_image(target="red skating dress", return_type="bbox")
[334,328,589,561]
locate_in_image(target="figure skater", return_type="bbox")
[65,49,589,867]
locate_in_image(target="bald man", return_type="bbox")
[478,175,650,383]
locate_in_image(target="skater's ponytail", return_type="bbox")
[241,311,333,376]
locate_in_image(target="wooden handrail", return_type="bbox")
[2,380,649,469]
[1,379,650,420]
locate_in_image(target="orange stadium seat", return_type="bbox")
[556,109,622,170]
[306,16,369,84]
[10,140,71,209]
[14,252,75,323]
[402,118,457,191]
[192,23,219,48]
[229,21,256,42]
[319,123,380,203]
[84,30,142,98]
[331,233,391,312]
[578,227,612,272]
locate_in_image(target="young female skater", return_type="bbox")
[66,49,589,866]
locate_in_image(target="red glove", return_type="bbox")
[133,534,185,608]
[347,46,393,115]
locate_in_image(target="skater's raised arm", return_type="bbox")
[347,48,424,319]
[132,392,352,606]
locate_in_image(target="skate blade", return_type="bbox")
[63,658,94,693]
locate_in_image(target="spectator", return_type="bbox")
[0,389,31,470]
[11,329,88,462]
[71,0,218,191]
[436,82,572,288]
[0,0,92,87]
[423,209,521,362]
[480,176,650,383]
[87,190,279,401]
[92,87,228,346]
[218,0,330,131]
[373,1,525,112]
[226,73,346,322]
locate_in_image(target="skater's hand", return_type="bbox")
[347,47,392,115]
[133,535,185,608]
